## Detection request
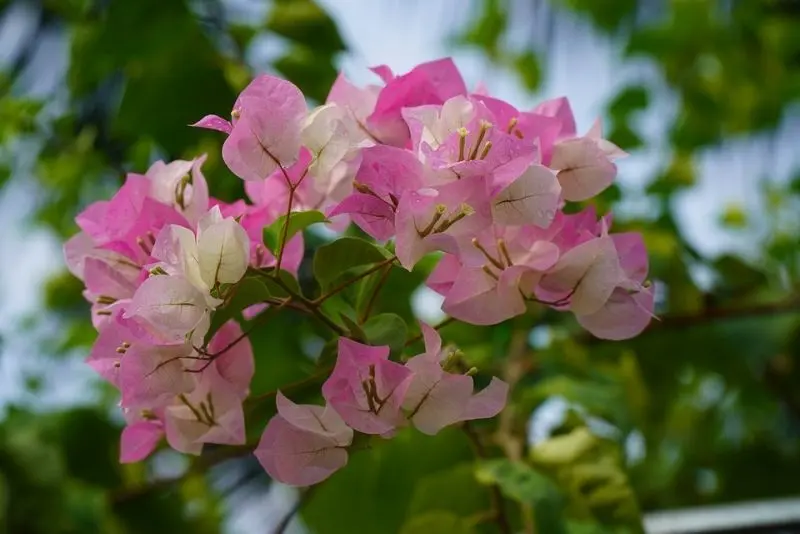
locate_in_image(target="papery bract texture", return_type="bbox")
[322,338,412,436]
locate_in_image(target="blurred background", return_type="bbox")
[0,0,799,532]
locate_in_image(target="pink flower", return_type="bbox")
[368,58,468,147]
[432,225,560,325]
[326,73,381,138]
[302,103,372,189]
[118,340,195,409]
[549,137,617,202]
[151,206,251,293]
[206,320,255,399]
[329,145,424,240]
[403,324,508,435]
[537,229,625,316]
[255,392,353,486]
[123,273,215,346]
[532,96,577,141]
[586,119,628,160]
[394,175,492,269]
[547,117,625,203]
[244,148,315,210]
[86,318,137,386]
[238,204,305,273]
[197,75,307,182]
[75,174,189,264]
[402,96,476,156]
[328,193,396,241]
[369,64,395,83]
[144,155,210,224]
[82,256,141,328]
[491,165,561,228]
[575,233,655,340]
[321,338,412,436]
[409,97,541,190]
[116,319,254,459]
[439,263,529,325]
[472,94,564,163]
[120,409,165,463]
[163,369,247,455]
[192,114,233,134]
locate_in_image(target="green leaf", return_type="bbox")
[339,312,367,342]
[608,86,649,118]
[263,210,327,256]
[362,313,407,356]
[0,472,7,531]
[606,123,643,152]
[302,427,473,534]
[712,254,768,298]
[273,46,340,103]
[266,0,346,53]
[476,459,567,533]
[206,276,271,342]
[260,269,303,299]
[513,51,541,91]
[313,237,390,290]
[522,377,627,427]
[57,408,121,488]
[408,463,490,518]
[529,427,600,467]
[457,0,507,58]
[790,171,800,194]
[399,512,477,534]
[476,459,557,504]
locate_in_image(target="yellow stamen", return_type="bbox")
[472,238,505,270]
[457,128,469,161]
[482,265,500,281]
[419,205,447,237]
[498,239,513,267]
[479,141,493,160]
[469,121,492,160]
[506,117,518,134]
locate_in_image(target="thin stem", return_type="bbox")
[268,274,346,336]
[313,256,397,306]
[249,368,332,405]
[583,296,800,344]
[268,150,310,273]
[355,118,385,144]
[202,298,292,359]
[111,443,253,503]
[495,327,537,534]
[360,262,393,324]
[275,180,296,274]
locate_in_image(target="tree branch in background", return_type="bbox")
[463,422,512,534]
[110,442,253,504]
[495,326,537,534]
[359,261,394,324]
[314,256,397,306]
[582,297,800,345]
[273,485,318,534]
[653,297,800,329]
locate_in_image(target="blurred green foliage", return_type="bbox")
[456,0,800,526]
[1,0,799,533]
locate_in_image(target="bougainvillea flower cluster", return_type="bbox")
[66,58,654,487]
